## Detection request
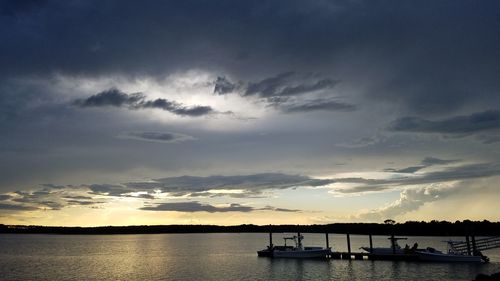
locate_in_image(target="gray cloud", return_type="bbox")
[141,99,213,117]
[477,134,500,144]
[140,202,254,212]
[118,131,194,144]
[88,184,133,197]
[11,196,65,210]
[74,88,214,117]
[421,157,460,166]
[385,166,426,174]
[0,203,38,211]
[212,73,353,113]
[384,157,460,174]
[244,72,338,98]
[2,0,500,117]
[214,72,342,99]
[62,195,93,200]
[388,110,500,142]
[1,186,106,212]
[65,199,102,206]
[2,0,500,224]
[213,76,239,95]
[126,173,316,195]
[74,173,332,200]
[73,88,144,107]
[0,194,12,201]
[279,99,356,113]
[337,162,500,194]
[87,184,159,200]
[140,201,300,213]
[260,205,301,213]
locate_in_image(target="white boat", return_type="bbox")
[416,250,483,262]
[361,236,408,254]
[416,241,488,263]
[258,233,331,258]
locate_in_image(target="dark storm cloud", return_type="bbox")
[74,88,214,117]
[0,0,364,77]
[74,88,144,107]
[213,76,239,95]
[118,131,194,144]
[141,99,213,117]
[212,73,352,113]
[139,201,300,213]
[388,110,500,135]
[279,99,356,113]
[213,72,340,99]
[245,73,338,98]
[1,0,500,116]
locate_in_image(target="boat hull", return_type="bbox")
[416,251,483,262]
[361,247,404,255]
[272,248,331,258]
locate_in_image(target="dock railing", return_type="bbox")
[450,236,500,255]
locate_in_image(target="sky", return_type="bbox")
[1,0,500,226]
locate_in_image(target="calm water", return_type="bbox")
[1,233,499,280]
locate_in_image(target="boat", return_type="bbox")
[257,233,331,258]
[416,241,489,263]
[361,236,409,254]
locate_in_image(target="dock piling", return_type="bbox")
[391,234,396,254]
[369,234,373,253]
[347,233,351,254]
[325,233,330,249]
[472,235,477,253]
[466,235,471,255]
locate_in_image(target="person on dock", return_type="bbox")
[404,244,410,254]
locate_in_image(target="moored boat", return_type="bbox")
[258,233,331,258]
[361,236,410,255]
[416,250,483,262]
[416,241,489,263]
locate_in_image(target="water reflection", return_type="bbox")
[0,233,499,281]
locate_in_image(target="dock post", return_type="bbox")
[466,235,471,255]
[472,235,477,253]
[391,234,396,254]
[325,233,330,249]
[369,234,373,253]
[269,231,273,248]
[347,233,351,254]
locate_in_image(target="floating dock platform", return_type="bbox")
[328,252,417,261]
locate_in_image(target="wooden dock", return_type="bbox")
[328,252,418,261]
[259,231,500,261]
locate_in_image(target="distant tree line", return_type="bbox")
[0,220,499,235]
